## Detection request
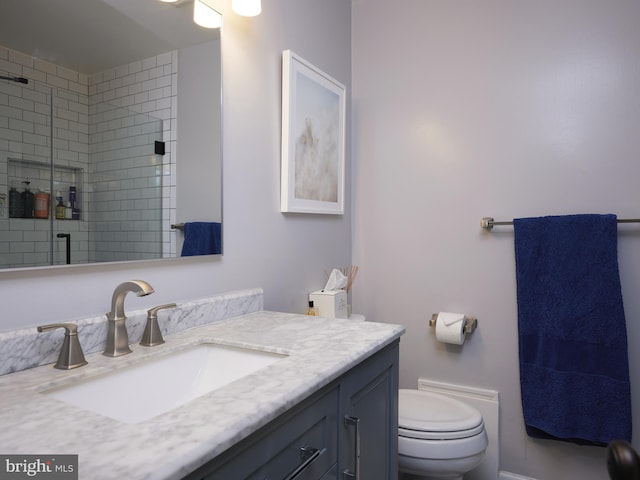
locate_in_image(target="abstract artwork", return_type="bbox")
[281,50,346,214]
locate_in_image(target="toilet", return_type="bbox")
[398,389,488,480]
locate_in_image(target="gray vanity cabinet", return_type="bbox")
[184,341,399,480]
[187,386,339,480]
[341,341,399,480]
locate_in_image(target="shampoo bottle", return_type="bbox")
[8,183,23,218]
[21,181,34,218]
[55,196,66,219]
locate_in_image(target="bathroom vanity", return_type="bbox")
[186,339,399,479]
[0,306,404,480]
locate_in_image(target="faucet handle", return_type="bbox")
[37,323,88,370]
[140,303,177,347]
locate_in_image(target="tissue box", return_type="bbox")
[309,290,348,319]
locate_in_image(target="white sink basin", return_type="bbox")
[43,343,287,424]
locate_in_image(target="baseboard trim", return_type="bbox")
[499,471,537,480]
[417,378,499,401]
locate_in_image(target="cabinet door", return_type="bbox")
[341,342,399,480]
[187,386,338,480]
[319,464,338,479]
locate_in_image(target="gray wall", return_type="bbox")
[0,0,351,329]
[177,39,222,226]
[352,1,640,479]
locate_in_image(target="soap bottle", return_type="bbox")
[21,181,34,218]
[34,190,49,219]
[305,300,318,316]
[55,196,66,219]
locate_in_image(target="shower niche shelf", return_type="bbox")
[7,158,83,219]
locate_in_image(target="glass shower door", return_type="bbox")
[87,101,163,263]
[1,73,55,269]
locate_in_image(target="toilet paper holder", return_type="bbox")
[428,313,478,334]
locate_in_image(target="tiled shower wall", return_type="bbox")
[0,45,176,269]
[88,52,177,262]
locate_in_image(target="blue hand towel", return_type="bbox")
[513,214,631,446]
[181,222,221,256]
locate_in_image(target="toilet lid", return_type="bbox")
[399,389,484,439]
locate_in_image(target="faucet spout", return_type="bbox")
[104,280,154,357]
[108,280,155,321]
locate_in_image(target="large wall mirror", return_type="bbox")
[0,0,222,271]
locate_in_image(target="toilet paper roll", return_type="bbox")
[435,312,466,345]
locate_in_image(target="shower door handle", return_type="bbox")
[56,233,70,264]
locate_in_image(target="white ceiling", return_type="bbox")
[0,0,220,75]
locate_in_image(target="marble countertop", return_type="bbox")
[0,311,404,480]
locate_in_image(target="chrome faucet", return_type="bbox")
[103,280,154,357]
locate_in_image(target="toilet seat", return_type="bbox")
[399,389,484,440]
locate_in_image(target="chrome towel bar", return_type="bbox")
[481,217,640,230]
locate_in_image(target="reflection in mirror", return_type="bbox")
[0,0,222,270]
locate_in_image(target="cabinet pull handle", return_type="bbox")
[283,446,320,480]
[343,415,360,480]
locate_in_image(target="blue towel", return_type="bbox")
[513,214,631,446]
[181,222,221,256]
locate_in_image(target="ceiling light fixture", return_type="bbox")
[232,0,261,17]
[193,0,222,28]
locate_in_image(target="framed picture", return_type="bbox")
[281,50,346,214]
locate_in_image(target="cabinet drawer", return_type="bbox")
[189,387,338,480]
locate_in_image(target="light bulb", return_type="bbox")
[232,0,261,17]
[193,0,222,28]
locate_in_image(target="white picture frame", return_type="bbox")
[280,50,346,214]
